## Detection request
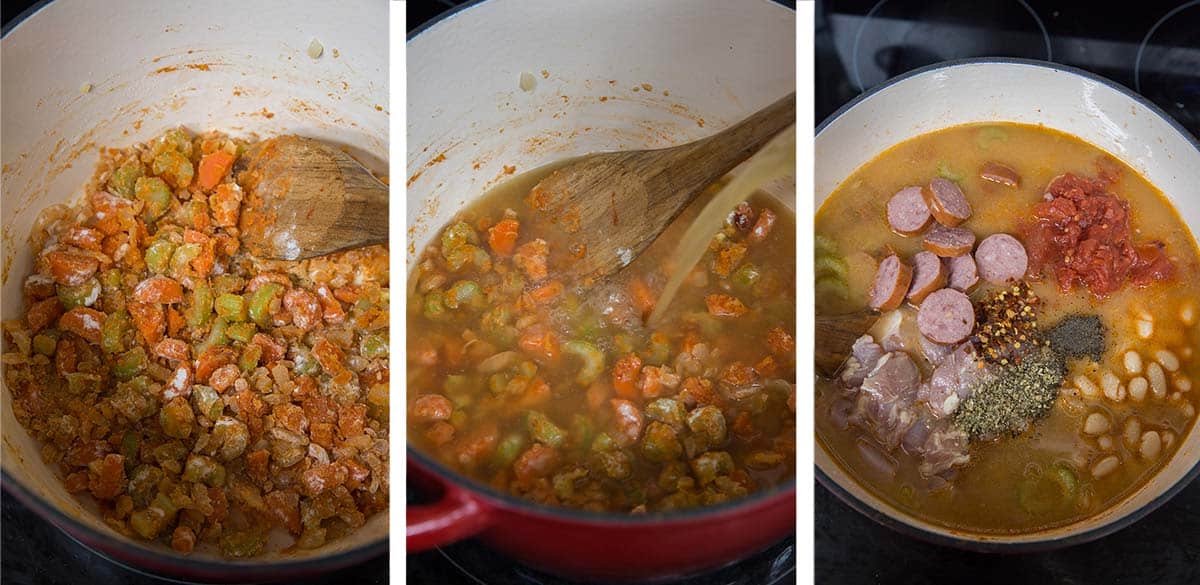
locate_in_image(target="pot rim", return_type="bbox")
[813,56,1200,552]
[2,469,388,579]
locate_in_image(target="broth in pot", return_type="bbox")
[815,122,1199,534]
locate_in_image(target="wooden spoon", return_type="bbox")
[236,135,388,260]
[525,92,795,283]
[815,310,879,379]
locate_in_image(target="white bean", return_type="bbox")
[1102,373,1126,402]
[1185,403,1196,418]
[1129,376,1149,401]
[1075,375,1100,398]
[1163,431,1176,449]
[1136,319,1154,339]
[1181,301,1196,326]
[1083,412,1111,435]
[1124,351,1143,375]
[1175,375,1192,392]
[1091,455,1120,478]
[1155,349,1180,372]
[1123,417,1142,448]
[1148,363,1168,399]
[1139,431,1162,460]
[1098,436,1114,451]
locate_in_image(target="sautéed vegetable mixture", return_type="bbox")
[2,129,389,556]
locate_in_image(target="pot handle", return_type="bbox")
[406,459,492,551]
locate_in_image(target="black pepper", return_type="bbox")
[1046,314,1106,363]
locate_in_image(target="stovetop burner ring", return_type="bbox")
[849,0,1053,92]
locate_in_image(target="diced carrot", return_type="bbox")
[312,338,347,375]
[705,293,748,318]
[209,183,242,227]
[332,285,363,303]
[245,272,292,292]
[197,150,236,190]
[310,422,335,448]
[766,326,795,357]
[486,218,520,256]
[611,353,642,399]
[167,308,185,337]
[154,338,191,362]
[58,307,106,345]
[516,377,552,409]
[732,411,758,440]
[586,380,612,413]
[338,403,367,439]
[314,284,346,324]
[56,337,77,374]
[639,366,663,398]
[251,333,286,365]
[132,276,184,304]
[62,227,104,251]
[44,250,99,287]
[512,239,549,281]
[518,329,560,364]
[195,346,236,383]
[528,280,563,305]
[264,490,302,535]
[629,277,656,318]
[193,241,216,277]
[245,449,270,484]
[127,302,165,346]
[754,355,779,378]
[26,298,63,333]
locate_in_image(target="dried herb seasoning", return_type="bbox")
[954,346,1065,439]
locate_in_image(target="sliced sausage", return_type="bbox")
[980,161,1020,187]
[975,233,1028,284]
[886,186,932,236]
[945,254,980,293]
[922,177,972,227]
[923,224,976,257]
[917,288,975,345]
[869,255,912,312]
[907,251,948,305]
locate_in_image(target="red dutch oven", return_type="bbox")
[407,452,795,582]
[406,0,797,580]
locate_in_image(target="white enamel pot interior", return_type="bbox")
[407,0,797,258]
[1,0,388,580]
[815,58,1200,550]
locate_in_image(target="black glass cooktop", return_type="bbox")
[816,1,1199,584]
[816,0,1200,137]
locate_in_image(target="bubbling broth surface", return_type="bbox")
[408,161,796,514]
[815,123,1200,534]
